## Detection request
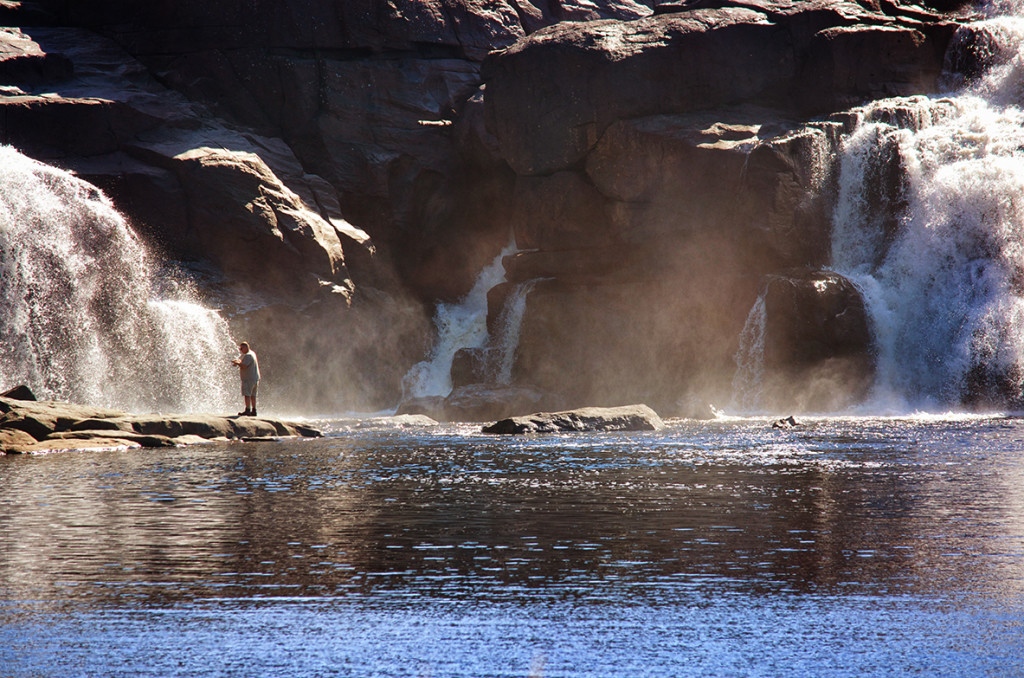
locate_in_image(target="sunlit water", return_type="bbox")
[1,416,1022,677]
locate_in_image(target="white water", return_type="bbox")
[731,295,766,411]
[0,146,238,413]
[402,240,518,398]
[492,279,536,385]
[831,11,1024,410]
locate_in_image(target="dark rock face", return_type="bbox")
[482,404,665,434]
[0,0,974,414]
[483,1,956,175]
[7,0,654,303]
[758,269,875,411]
[471,1,964,413]
[496,111,844,411]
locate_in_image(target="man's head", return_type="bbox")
[239,342,250,354]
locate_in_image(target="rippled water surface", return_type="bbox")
[2,415,1023,677]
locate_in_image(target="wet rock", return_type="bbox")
[0,398,322,454]
[443,383,562,422]
[482,404,665,434]
[0,428,38,454]
[395,396,448,420]
[772,415,801,429]
[20,437,144,453]
[1,385,37,401]
[47,430,178,448]
[451,347,500,389]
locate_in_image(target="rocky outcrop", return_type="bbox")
[0,25,431,411]
[467,1,967,413]
[3,1,657,303]
[482,404,665,434]
[756,269,875,411]
[485,111,847,412]
[0,1,980,415]
[0,395,322,454]
[0,27,354,304]
[483,0,957,175]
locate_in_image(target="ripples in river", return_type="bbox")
[1,415,1023,676]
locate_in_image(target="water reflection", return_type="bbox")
[1,417,1022,612]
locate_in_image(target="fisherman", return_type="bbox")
[232,342,260,416]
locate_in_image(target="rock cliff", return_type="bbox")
[0,0,979,415]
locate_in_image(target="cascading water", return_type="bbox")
[0,146,238,413]
[831,10,1024,410]
[731,295,766,411]
[492,278,537,385]
[402,240,518,398]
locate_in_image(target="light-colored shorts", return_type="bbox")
[241,380,259,398]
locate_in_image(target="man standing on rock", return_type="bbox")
[232,342,260,416]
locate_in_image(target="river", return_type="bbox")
[1,415,1022,677]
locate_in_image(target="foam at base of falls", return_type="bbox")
[832,58,1024,409]
[0,146,238,413]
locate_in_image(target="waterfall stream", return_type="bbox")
[731,7,1024,412]
[402,240,518,398]
[0,146,238,413]
[831,12,1024,410]
[731,295,766,411]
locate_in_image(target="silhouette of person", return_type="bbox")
[232,342,260,416]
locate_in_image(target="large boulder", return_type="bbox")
[167,146,348,299]
[482,403,665,434]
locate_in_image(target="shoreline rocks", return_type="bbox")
[0,396,322,455]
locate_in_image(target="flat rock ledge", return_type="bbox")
[0,396,322,454]
[482,404,664,435]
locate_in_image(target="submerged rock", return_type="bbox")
[482,404,665,434]
[0,397,322,454]
[772,415,801,429]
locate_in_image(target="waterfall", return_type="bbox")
[402,240,517,398]
[493,279,537,385]
[830,11,1024,409]
[731,294,766,411]
[0,146,238,413]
